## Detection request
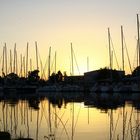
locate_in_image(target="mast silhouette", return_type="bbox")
[5,43,7,75]
[35,41,39,70]
[15,47,18,75]
[20,54,22,77]
[137,14,140,66]
[26,42,29,77]
[30,58,32,72]
[48,47,51,79]
[2,46,5,76]
[108,28,112,70]
[71,43,74,76]
[55,51,56,74]
[13,43,16,74]
[121,26,125,71]
[23,56,26,77]
[121,26,132,73]
[10,49,12,73]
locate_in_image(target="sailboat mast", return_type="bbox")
[26,42,29,77]
[35,41,39,70]
[23,56,25,77]
[10,49,12,73]
[71,43,74,75]
[20,54,22,77]
[55,51,56,74]
[15,48,18,75]
[30,58,32,72]
[5,43,7,75]
[48,47,51,79]
[2,46,5,76]
[13,43,16,73]
[121,26,125,71]
[108,28,112,69]
[137,14,140,66]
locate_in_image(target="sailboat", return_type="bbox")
[37,47,62,99]
[90,28,114,95]
[61,43,84,93]
[114,14,140,93]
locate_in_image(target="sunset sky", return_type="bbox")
[0,0,140,76]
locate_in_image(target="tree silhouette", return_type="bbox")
[49,70,63,83]
[4,73,19,86]
[28,70,40,83]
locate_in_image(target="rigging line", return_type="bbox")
[38,56,42,77]
[56,111,66,129]
[53,111,70,140]
[41,56,48,80]
[123,36,133,73]
[52,110,67,139]
[40,102,49,127]
[74,104,81,133]
[38,102,47,129]
[38,109,44,130]
[112,113,120,140]
[110,37,120,70]
[38,49,44,78]
[59,119,69,140]
[40,60,43,79]
[132,43,138,69]
[72,47,80,75]
[19,43,28,76]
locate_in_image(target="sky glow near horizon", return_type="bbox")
[0,0,140,76]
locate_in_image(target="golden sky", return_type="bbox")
[0,0,140,76]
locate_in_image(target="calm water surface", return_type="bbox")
[0,93,140,140]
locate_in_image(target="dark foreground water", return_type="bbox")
[0,92,140,140]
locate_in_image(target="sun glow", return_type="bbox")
[0,0,139,76]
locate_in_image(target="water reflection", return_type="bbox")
[0,92,140,140]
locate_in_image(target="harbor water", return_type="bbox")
[0,92,140,140]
